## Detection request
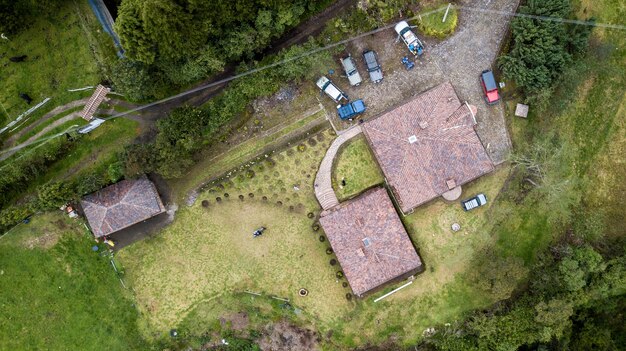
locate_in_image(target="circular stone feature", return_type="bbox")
[451,223,461,232]
[299,288,308,297]
[442,185,462,201]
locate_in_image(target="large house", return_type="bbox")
[81,176,166,238]
[319,187,423,297]
[318,82,494,297]
[362,82,494,214]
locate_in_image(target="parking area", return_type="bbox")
[319,0,519,165]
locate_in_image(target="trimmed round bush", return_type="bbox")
[262,196,268,201]
[297,144,306,152]
[238,195,244,201]
[224,193,229,198]
[312,223,320,231]
[336,271,344,279]
[325,248,333,255]
[201,200,209,207]
[248,193,254,198]
[330,259,337,266]
[216,197,222,202]
[342,282,348,288]
[319,235,326,242]
[245,169,255,178]
[276,201,283,206]
[346,293,352,300]
[307,212,314,219]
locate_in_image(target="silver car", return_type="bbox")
[363,50,383,83]
[340,55,362,86]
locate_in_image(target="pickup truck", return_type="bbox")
[337,99,366,120]
[395,21,424,56]
[316,76,348,103]
[363,50,383,83]
[340,55,362,86]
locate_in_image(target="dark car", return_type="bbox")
[480,70,500,105]
[363,50,383,83]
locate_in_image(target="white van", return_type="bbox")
[316,76,348,103]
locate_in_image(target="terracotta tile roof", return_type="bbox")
[319,188,422,296]
[81,176,165,237]
[362,82,494,213]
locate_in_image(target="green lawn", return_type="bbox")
[417,4,458,39]
[0,212,145,350]
[332,135,384,201]
[118,126,512,346]
[0,0,115,130]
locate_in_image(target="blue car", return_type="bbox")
[337,100,366,120]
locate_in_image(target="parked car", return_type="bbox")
[395,20,424,56]
[363,50,383,83]
[337,99,366,120]
[340,55,362,86]
[316,76,348,103]
[480,70,500,105]
[461,193,487,211]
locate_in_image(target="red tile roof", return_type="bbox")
[81,176,165,237]
[362,82,494,213]
[319,188,422,296]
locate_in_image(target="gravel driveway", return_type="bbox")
[328,0,519,165]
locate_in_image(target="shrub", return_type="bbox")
[245,169,255,178]
[330,259,337,266]
[312,224,320,231]
[297,144,306,152]
[307,212,314,219]
[216,197,222,202]
[201,200,209,207]
[319,235,325,242]
[336,271,344,278]
[326,248,333,255]
[239,195,244,201]
[417,7,458,39]
[248,193,254,198]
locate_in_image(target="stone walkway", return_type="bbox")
[314,125,362,210]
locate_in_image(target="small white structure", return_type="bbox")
[78,118,105,134]
[515,103,529,118]
[451,223,461,232]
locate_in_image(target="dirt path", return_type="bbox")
[314,125,362,211]
[2,98,90,148]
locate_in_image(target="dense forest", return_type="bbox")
[112,0,333,100]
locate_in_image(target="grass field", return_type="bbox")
[332,135,383,201]
[417,4,458,39]
[0,212,145,350]
[0,0,115,130]
[118,125,512,345]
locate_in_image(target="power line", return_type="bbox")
[459,5,625,30]
[2,4,624,158]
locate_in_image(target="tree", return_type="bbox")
[499,0,592,96]
[37,181,72,209]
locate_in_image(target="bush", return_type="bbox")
[417,7,458,39]
[201,200,209,207]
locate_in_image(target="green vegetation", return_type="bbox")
[417,5,458,39]
[332,136,383,201]
[419,0,626,349]
[0,118,139,233]
[0,0,115,124]
[0,212,145,350]
[120,42,333,179]
[112,0,332,99]
[499,0,593,99]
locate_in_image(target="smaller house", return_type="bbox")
[319,187,423,297]
[81,176,165,238]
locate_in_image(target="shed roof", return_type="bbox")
[81,176,165,237]
[319,188,422,296]
[362,82,494,213]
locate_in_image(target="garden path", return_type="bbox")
[314,125,362,211]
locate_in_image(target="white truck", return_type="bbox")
[316,76,348,103]
[395,20,424,56]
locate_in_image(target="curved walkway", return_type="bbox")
[314,125,362,211]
